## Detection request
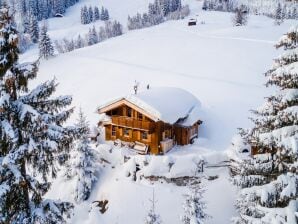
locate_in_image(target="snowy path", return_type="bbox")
[175,27,276,45]
[204,167,238,224]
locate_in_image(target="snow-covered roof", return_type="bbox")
[98,87,202,125]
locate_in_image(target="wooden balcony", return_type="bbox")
[111,116,155,132]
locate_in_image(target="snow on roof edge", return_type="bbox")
[97,87,202,125]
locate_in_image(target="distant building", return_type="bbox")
[188,18,197,26]
[97,87,203,154]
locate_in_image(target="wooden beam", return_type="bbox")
[98,99,159,122]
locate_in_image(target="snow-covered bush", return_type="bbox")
[181,185,209,224]
[145,191,162,224]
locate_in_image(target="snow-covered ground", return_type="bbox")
[20,0,297,223]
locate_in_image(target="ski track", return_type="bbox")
[74,54,263,89]
[175,27,276,44]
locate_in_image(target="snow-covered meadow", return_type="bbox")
[19,0,297,223]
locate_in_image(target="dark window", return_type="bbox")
[124,128,130,136]
[127,107,132,117]
[112,126,116,136]
[138,112,143,120]
[141,131,148,140]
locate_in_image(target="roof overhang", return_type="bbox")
[97,98,160,122]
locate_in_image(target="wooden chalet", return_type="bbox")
[97,87,203,154]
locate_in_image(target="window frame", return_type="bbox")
[137,112,143,120]
[111,126,116,136]
[141,131,148,140]
[127,107,132,117]
[124,128,130,137]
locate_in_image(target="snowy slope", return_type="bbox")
[45,0,151,41]
[19,0,297,223]
[26,9,294,150]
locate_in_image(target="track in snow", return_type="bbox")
[75,54,263,89]
[175,27,276,45]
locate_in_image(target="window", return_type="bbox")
[141,131,148,140]
[137,112,143,120]
[124,128,130,137]
[111,126,116,136]
[127,107,132,117]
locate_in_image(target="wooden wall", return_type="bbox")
[103,104,200,154]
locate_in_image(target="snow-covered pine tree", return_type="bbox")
[65,109,98,202]
[274,3,283,25]
[202,0,208,10]
[76,34,85,49]
[232,5,248,26]
[94,6,100,21]
[82,5,90,24]
[112,20,123,37]
[80,6,86,24]
[100,7,105,20]
[101,7,109,21]
[159,0,170,16]
[0,7,77,223]
[38,22,54,59]
[98,26,107,41]
[104,8,110,20]
[181,185,209,224]
[87,26,98,46]
[232,25,298,224]
[28,14,39,43]
[145,190,162,224]
[88,6,93,22]
[293,8,298,20]
[54,0,66,15]
[281,5,287,21]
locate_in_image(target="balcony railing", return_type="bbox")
[111,116,155,132]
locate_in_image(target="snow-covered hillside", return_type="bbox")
[18,0,297,223]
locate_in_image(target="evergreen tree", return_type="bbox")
[160,0,170,16]
[38,23,54,59]
[101,7,109,21]
[80,7,86,24]
[76,34,84,49]
[28,14,39,43]
[232,5,248,26]
[104,8,110,20]
[98,26,107,41]
[81,5,90,24]
[274,3,283,25]
[202,0,208,10]
[112,20,123,37]
[145,190,162,224]
[181,185,209,224]
[293,8,298,20]
[65,109,98,202]
[53,0,65,15]
[0,7,76,223]
[87,26,98,46]
[231,25,298,224]
[88,6,93,22]
[94,6,100,21]
[281,5,287,20]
